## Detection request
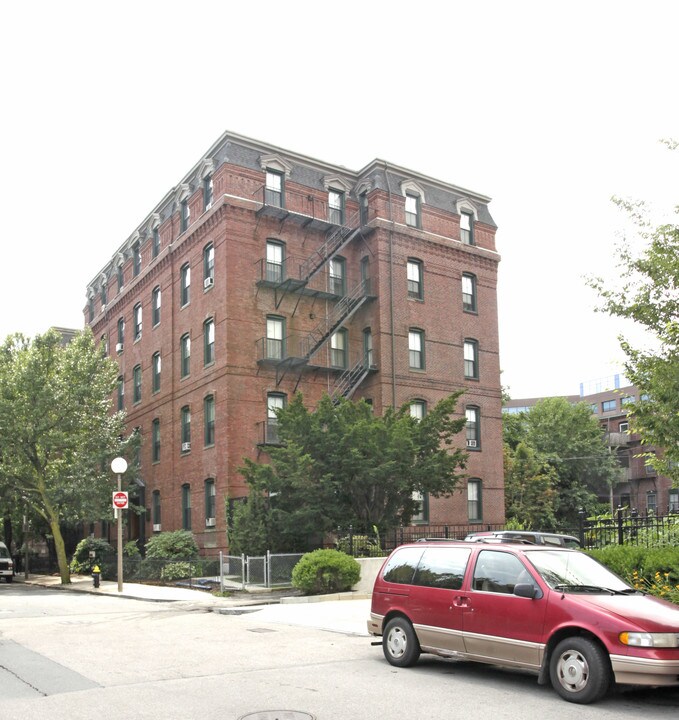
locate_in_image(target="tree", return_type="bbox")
[589,147,679,481]
[0,329,133,583]
[230,392,468,553]
[503,398,620,527]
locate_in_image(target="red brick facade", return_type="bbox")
[86,132,505,554]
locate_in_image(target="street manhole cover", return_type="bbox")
[238,713,315,720]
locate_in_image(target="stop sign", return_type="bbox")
[112,491,129,509]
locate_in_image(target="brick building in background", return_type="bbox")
[85,131,505,555]
[504,375,679,515]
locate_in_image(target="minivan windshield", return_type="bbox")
[525,550,631,593]
[0,545,10,559]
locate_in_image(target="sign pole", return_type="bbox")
[110,457,128,593]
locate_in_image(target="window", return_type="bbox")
[181,484,191,530]
[204,395,215,446]
[133,303,142,340]
[203,243,214,287]
[464,339,479,379]
[460,211,474,245]
[132,241,141,276]
[203,175,213,210]
[405,193,420,228]
[407,259,423,299]
[466,406,480,449]
[265,169,284,207]
[462,273,477,312]
[467,479,482,522]
[621,395,635,406]
[152,490,161,528]
[619,421,629,433]
[152,226,160,258]
[180,199,190,232]
[330,328,347,368]
[409,329,424,370]
[133,365,142,403]
[152,352,161,393]
[590,403,598,414]
[181,406,191,448]
[669,489,679,512]
[205,479,216,525]
[266,316,284,360]
[409,400,426,420]
[472,550,534,594]
[204,318,215,366]
[413,547,472,589]
[329,257,346,296]
[359,191,369,226]
[411,491,429,524]
[152,418,160,462]
[88,297,94,322]
[602,399,617,413]
[363,328,373,367]
[117,375,124,411]
[328,189,345,224]
[117,317,125,347]
[152,286,161,326]
[180,263,190,306]
[266,393,286,444]
[647,492,657,514]
[101,285,107,307]
[266,241,284,283]
[117,264,124,292]
[180,333,191,378]
[381,546,423,584]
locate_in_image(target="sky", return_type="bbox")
[1,0,677,399]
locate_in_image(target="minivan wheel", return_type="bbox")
[383,617,420,668]
[549,637,611,704]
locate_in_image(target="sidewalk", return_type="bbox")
[17,573,370,609]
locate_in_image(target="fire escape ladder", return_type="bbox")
[331,360,371,402]
[299,211,362,284]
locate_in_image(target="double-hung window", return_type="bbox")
[460,211,474,245]
[205,479,216,525]
[405,193,420,228]
[117,376,124,411]
[409,400,426,421]
[204,395,215,446]
[266,393,286,444]
[181,483,191,530]
[462,273,477,312]
[180,263,190,307]
[330,329,347,369]
[203,175,213,210]
[117,264,124,292]
[466,406,480,449]
[265,169,284,207]
[204,318,215,366]
[203,243,214,288]
[152,418,161,462]
[266,316,284,360]
[467,479,482,522]
[363,328,373,367]
[464,339,479,379]
[328,189,345,224]
[152,286,161,326]
[132,242,141,277]
[409,329,424,370]
[152,490,161,528]
[133,365,142,403]
[180,333,191,378]
[181,407,191,449]
[180,199,190,232]
[407,259,423,299]
[133,303,142,340]
[329,257,346,296]
[266,241,284,283]
[152,352,161,393]
[152,226,160,258]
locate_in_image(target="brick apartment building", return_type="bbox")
[504,375,679,515]
[84,131,505,555]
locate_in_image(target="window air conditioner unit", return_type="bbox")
[153,524,161,532]
[205,517,216,528]
[101,305,106,313]
[204,277,214,289]
[466,439,478,448]
[205,202,212,211]
[181,441,191,452]
[115,343,124,353]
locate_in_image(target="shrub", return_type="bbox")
[145,530,199,560]
[291,549,360,595]
[160,562,194,582]
[70,538,115,579]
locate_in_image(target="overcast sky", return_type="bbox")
[1,0,676,399]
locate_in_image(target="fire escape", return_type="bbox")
[256,196,376,402]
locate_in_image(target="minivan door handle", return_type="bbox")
[452,596,470,608]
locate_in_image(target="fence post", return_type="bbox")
[219,551,224,594]
[241,553,246,590]
[349,525,354,557]
[266,550,271,588]
[578,508,586,548]
[617,506,624,546]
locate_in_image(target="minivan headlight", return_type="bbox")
[619,632,679,648]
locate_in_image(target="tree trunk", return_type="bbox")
[49,517,70,584]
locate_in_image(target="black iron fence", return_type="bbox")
[575,510,679,549]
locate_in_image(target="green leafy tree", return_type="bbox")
[589,145,679,482]
[232,392,468,553]
[0,329,133,584]
[522,398,620,526]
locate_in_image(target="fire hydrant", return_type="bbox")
[92,565,101,588]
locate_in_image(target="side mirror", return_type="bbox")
[514,582,540,599]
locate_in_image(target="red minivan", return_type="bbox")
[368,541,679,704]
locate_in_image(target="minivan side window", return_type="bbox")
[413,547,471,590]
[382,547,424,585]
[473,550,530,594]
